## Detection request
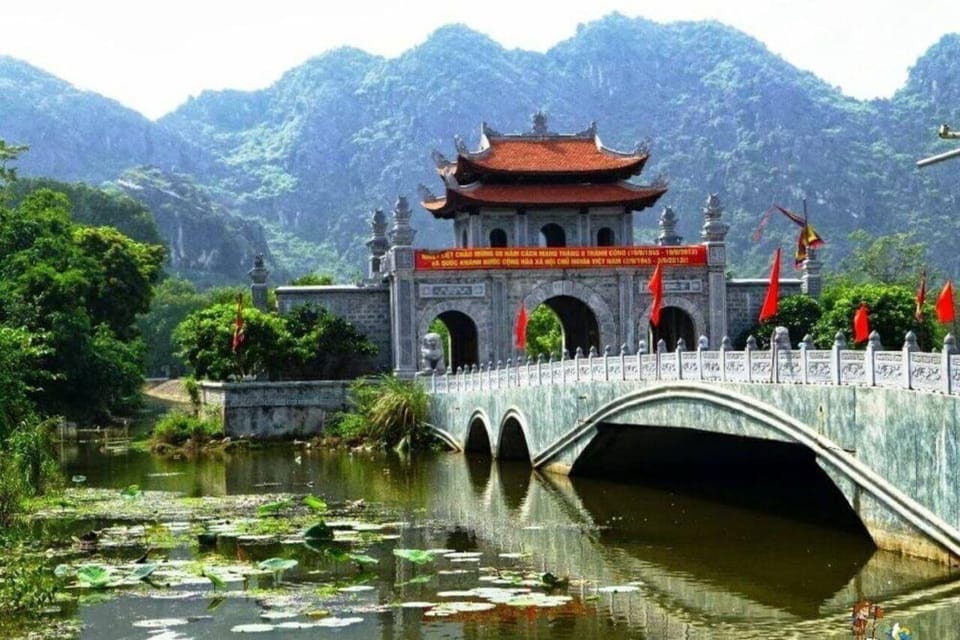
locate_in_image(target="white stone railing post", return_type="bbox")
[945,334,957,395]
[561,350,568,386]
[536,355,543,386]
[620,344,627,382]
[832,331,846,385]
[720,336,730,382]
[675,338,685,380]
[745,335,756,383]
[637,340,646,381]
[800,334,814,385]
[575,347,583,383]
[696,336,708,381]
[603,345,610,382]
[656,339,666,381]
[903,331,918,390]
[866,331,880,387]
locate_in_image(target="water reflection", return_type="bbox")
[62,445,960,639]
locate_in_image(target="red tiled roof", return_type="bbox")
[423,182,667,218]
[458,138,646,175]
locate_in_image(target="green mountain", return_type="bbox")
[3,15,960,281]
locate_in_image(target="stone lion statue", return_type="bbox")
[420,333,446,372]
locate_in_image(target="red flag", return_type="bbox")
[514,305,528,350]
[853,303,870,344]
[915,267,927,322]
[232,293,245,352]
[648,263,664,327]
[936,281,955,324]
[759,247,781,323]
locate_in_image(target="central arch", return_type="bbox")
[650,306,696,351]
[522,280,618,355]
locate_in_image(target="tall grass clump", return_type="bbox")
[150,410,223,449]
[333,376,430,449]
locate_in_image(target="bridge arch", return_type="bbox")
[532,383,960,560]
[465,409,493,454]
[497,408,532,463]
[522,280,617,355]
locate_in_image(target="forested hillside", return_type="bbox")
[3,14,960,282]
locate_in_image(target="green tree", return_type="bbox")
[279,304,377,380]
[137,277,208,377]
[814,282,940,350]
[525,305,563,360]
[290,273,334,285]
[839,230,928,287]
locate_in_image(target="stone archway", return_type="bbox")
[419,300,490,371]
[522,280,618,354]
[638,295,706,351]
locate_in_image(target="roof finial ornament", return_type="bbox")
[453,134,468,154]
[431,149,450,168]
[651,172,668,189]
[417,183,437,202]
[635,138,652,156]
[531,110,549,137]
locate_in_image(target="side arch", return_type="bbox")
[532,382,960,560]
[497,408,532,463]
[637,295,706,347]
[465,409,494,454]
[521,280,618,352]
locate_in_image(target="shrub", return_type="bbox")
[339,376,430,449]
[152,411,223,447]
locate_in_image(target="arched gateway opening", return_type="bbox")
[536,295,599,357]
[650,306,695,351]
[429,311,478,372]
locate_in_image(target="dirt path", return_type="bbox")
[144,378,191,404]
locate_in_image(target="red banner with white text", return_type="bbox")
[414,245,707,271]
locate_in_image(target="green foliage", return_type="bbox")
[0,542,58,615]
[525,305,563,360]
[392,548,435,565]
[814,282,939,350]
[0,182,164,422]
[338,376,430,449]
[174,301,376,381]
[735,295,823,349]
[839,231,928,287]
[291,273,334,285]
[151,411,223,447]
[138,278,208,377]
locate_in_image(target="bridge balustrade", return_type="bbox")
[425,332,960,397]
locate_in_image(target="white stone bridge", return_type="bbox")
[425,333,960,564]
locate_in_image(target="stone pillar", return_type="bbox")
[248,254,269,312]
[365,208,388,280]
[467,213,482,248]
[387,196,418,378]
[618,271,635,353]
[657,207,683,246]
[700,194,729,348]
[801,246,823,298]
[578,209,590,246]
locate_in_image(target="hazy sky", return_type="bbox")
[2,1,957,120]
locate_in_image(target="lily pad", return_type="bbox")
[257,499,292,516]
[313,617,364,627]
[276,621,315,629]
[597,585,640,594]
[77,565,111,588]
[347,553,378,566]
[128,563,158,581]
[231,623,275,632]
[338,585,375,593]
[259,610,298,620]
[71,475,86,484]
[54,564,77,579]
[132,618,191,628]
[303,495,327,512]
[258,557,298,573]
[120,484,142,498]
[303,521,333,541]
[393,548,435,565]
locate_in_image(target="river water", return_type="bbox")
[55,443,960,639]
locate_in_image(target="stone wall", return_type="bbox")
[726,278,803,345]
[200,380,351,438]
[275,285,392,371]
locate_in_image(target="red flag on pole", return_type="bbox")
[915,267,927,323]
[648,263,664,327]
[232,293,245,352]
[936,281,955,324]
[759,247,781,323]
[853,303,870,344]
[515,305,528,350]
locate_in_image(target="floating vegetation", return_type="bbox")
[393,548,435,565]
